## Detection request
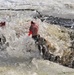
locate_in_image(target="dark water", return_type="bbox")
[44,16,74,27]
[34,11,74,29]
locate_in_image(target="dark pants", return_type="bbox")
[32,34,40,42]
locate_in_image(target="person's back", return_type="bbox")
[28,21,39,40]
[30,23,38,36]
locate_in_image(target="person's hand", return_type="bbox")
[28,31,32,36]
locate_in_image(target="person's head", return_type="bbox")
[31,21,35,25]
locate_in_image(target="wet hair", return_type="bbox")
[31,21,35,24]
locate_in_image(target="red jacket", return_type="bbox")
[28,23,39,36]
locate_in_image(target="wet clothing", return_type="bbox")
[28,23,39,36]
[32,35,38,41]
[32,34,40,42]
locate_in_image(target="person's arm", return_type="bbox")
[28,26,32,36]
[28,31,32,36]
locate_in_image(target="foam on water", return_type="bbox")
[0,17,42,62]
[0,0,74,18]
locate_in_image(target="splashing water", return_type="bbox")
[0,8,74,75]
